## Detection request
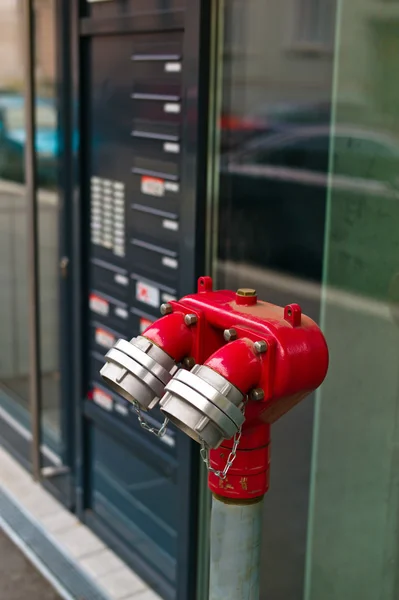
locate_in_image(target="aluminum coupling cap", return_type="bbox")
[100,336,178,410]
[159,364,245,449]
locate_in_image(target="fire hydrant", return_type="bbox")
[100,277,329,600]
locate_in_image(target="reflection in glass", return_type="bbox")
[305,4,399,600]
[0,0,62,455]
[215,2,335,596]
[34,0,62,453]
[0,1,30,419]
[215,0,399,598]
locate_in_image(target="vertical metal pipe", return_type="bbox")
[23,0,42,480]
[209,494,263,600]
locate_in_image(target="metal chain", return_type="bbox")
[200,401,246,480]
[132,401,169,438]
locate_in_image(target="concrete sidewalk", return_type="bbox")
[0,529,59,600]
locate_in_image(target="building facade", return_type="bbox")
[1,1,399,599]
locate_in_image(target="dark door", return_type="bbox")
[72,1,210,599]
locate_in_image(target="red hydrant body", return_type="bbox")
[142,276,328,500]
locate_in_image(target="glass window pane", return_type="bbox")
[213,0,399,598]
[214,0,336,596]
[34,0,62,454]
[0,1,30,421]
[305,3,399,599]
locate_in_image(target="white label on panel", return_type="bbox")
[162,256,178,270]
[161,433,176,448]
[91,176,101,184]
[164,103,181,114]
[113,181,124,190]
[95,327,115,349]
[141,176,165,197]
[115,306,129,319]
[93,388,113,411]
[89,294,109,316]
[162,219,179,232]
[164,182,179,193]
[114,273,129,286]
[114,247,125,257]
[136,280,160,307]
[165,62,181,73]
[162,292,177,303]
[163,142,180,154]
[114,402,129,416]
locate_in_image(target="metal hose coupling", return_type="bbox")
[159,364,245,449]
[100,336,178,410]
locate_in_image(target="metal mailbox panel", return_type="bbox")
[131,204,179,247]
[90,425,178,583]
[132,155,179,180]
[90,260,130,303]
[87,0,185,19]
[131,96,182,126]
[131,135,180,166]
[130,239,179,285]
[80,0,204,594]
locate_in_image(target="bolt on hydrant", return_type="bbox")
[100,277,329,600]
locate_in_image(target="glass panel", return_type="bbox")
[305,3,399,599]
[213,0,399,598]
[214,0,336,596]
[0,1,30,419]
[34,0,62,454]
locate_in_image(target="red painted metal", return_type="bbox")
[235,291,258,306]
[204,338,262,393]
[209,423,271,499]
[143,312,194,361]
[142,277,328,499]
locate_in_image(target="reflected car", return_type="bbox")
[219,100,333,152]
[0,93,58,186]
[219,125,399,283]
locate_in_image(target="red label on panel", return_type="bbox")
[95,328,115,349]
[140,176,165,197]
[92,387,113,411]
[89,294,109,316]
[136,280,160,307]
[139,318,153,334]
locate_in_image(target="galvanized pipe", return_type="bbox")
[209,494,263,600]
